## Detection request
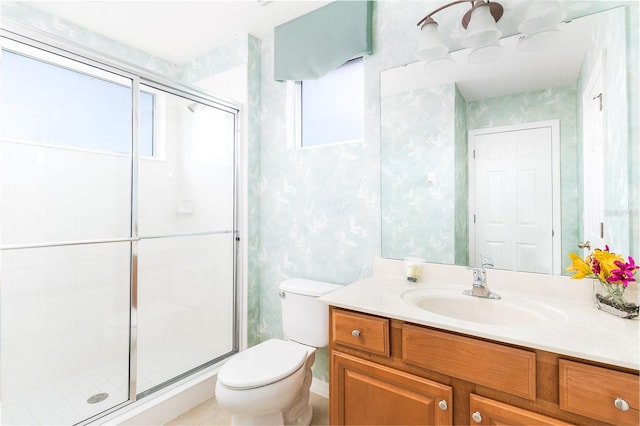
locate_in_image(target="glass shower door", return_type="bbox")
[0,40,134,424]
[136,87,237,394]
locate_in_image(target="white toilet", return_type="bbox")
[215,278,342,426]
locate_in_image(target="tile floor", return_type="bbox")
[166,392,329,425]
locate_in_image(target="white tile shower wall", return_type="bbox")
[0,141,131,245]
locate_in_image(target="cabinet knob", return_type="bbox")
[471,411,482,423]
[614,397,630,411]
[351,329,361,337]
[438,400,448,411]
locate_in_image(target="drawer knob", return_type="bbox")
[438,400,448,411]
[471,411,482,423]
[351,329,361,337]
[614,397,630,411]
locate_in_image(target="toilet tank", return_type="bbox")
[279,278,342,348]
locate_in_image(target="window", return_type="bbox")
[295,57,364,148]
[0,42,155,157]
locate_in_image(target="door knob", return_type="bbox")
[577,241,591,250]
[351,329,361,337]
[471,411,482,423]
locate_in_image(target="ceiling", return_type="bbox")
[25,0,332,63]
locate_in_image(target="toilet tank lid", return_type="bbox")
[279,278,342,296]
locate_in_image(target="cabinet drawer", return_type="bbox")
[331,309,390,356]
[402,324,536,400]
[559,359,639,425]
[469,394,571,425]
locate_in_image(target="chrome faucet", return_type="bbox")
[463,257,500,299]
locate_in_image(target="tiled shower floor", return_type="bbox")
[2,338,216,425]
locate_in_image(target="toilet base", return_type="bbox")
[231,411,283,426]
[282,349,316,425]
[285,404,312,426]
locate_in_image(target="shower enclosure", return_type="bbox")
[0,31,239,425]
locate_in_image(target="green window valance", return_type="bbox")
[274,0,373,81]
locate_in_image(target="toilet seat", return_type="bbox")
[218,339,308,390]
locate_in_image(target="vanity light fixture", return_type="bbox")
[416,0,567,65]
[416,0,504,64]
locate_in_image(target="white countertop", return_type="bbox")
[319,258,640,370]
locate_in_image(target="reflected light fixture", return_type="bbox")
[416,0,504,64]
[518,0,566,35]
[467,41,503,64]
[517,0,566,52]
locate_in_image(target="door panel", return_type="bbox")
[136,88,237,395]
[1,40,134,425]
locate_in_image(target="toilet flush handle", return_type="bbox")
[278,291,286,298]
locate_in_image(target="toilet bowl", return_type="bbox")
[215,278,342,426]
[215,339,310,425]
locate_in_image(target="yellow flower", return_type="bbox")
[566,252,592,279]
[592,248,624,282]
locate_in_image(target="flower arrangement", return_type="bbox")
[567,246,639,319]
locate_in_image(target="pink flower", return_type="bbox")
[609,256,639,287]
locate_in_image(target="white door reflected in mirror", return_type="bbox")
[469,120,560,274]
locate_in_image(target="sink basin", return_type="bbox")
[401,288,567,326]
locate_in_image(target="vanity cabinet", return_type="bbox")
[329,306,640,425]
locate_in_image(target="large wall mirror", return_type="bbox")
[381,3,638,275]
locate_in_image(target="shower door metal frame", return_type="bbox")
[1,22,242,424]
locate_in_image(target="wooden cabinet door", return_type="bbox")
[469,394,572,426]
[331,351,452,425]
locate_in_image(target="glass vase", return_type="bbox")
[593,279,639,319]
